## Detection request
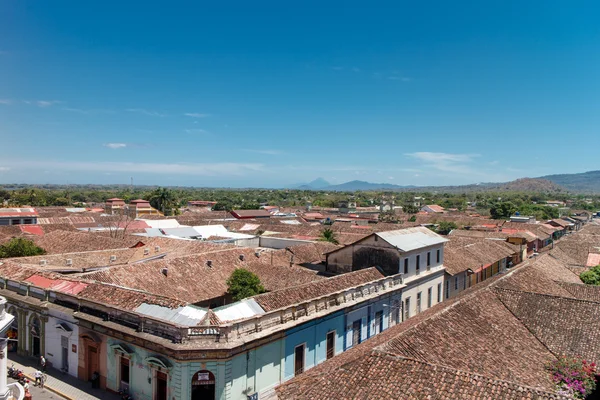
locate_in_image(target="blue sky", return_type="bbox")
[1,1,599,188]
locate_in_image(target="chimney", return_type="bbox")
[155,246,161,253]
[66,259,73,266]
[110,255,117,262]
[39,260,47,267]
[143,248,150,256]
[239,254,245,261]
[206,260,213,268]
[161,268,168,277]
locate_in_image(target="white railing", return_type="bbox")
[8,382,25,400]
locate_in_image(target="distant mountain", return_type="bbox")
[323,180,417,191]
[294,177,331,190]
[539,170,600,193]
[492,178,566,193]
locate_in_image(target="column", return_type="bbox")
[0,297,14,400]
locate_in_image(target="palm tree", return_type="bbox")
[320,228,339,244]
[150,187,177,215]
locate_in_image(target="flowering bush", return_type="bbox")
[548,355,597,399]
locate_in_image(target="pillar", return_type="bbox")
[0,297,15,400]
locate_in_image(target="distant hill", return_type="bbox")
[493,178,566,193]
[323,180,416,191]
[539,170,600,193]
[294,177,331,190]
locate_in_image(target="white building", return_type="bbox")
[325,227,448,318]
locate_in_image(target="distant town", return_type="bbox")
[0,183,599,399]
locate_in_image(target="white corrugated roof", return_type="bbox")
[213,299,265,322]
[376,226,448,252]
[140,219,181,229]
[134,304,207,326]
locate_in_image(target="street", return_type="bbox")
[8,377,67,400]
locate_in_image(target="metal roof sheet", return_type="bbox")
[376,227,448,252]
[213,299,265,322]
[134,304,207,326]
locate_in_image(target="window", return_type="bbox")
[326,331,335,360]
[427,252,431,266]
[391,299,400,326]
[416,255,420,274]
[454,276,458,291]
[438,283,442,303]
[404,297,411,320]
[445,280,449,299]
[120,356,130,391]
[436,249,441,263]
[404,258,409,274]
[352,320,362,346]
[294,344,305,376]
[374,311,383,335]
[416,292,422,314]
[427,287,432,308]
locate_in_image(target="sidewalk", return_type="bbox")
[8,353,120,400]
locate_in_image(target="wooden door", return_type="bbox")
[87,346,99,380]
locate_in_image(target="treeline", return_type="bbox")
[1,185,599,216]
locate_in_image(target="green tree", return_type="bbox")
[436,221,458,235]
[402,204,419,214]
[53,197,70,206]
[408,215,417,222]
[149,187,178,216]
[226,269,265,301]
[0,238,46,258]
[580,265,600,285]
[490,202,517,219]
[319,228,339,244]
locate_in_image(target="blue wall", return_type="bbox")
[283,310,345,381]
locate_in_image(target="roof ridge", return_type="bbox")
[493,285,600,306]
[371,350,564,397]
[369,259,535,351]
[253,267,382,299]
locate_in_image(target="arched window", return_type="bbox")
[191,370,215,400]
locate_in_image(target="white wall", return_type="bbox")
[45,309,78,378]
[400,244,444,280]
[258,237,313,249]
[402,270,445,318]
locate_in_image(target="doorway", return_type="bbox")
[155,371,168,400]
[61,336,69,372]
[87,346,99,381]
[294,344,305,376]
[191,370,215,400]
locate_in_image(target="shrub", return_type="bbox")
[548,355,597,399]
[580,265,600,285]
[226,269,265,301]
[0,238,46,258]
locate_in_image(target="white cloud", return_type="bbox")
[242,149,284,155]
[0,99,12,105]
[184,113,210,118]
[388,176,394,180]
[126,108,166,117]
[5,160,263,176]
[0,167,10,172]
[63,107,115,115]
[104,143,127,149]
[36,100,61,107]
[184,129,208,134]
[405,152,482,175]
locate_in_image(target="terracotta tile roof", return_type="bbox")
[80,247,324,304]
[556,282,600,303]
[0,260,184,310]
[254,268,384,312]
[276,352,568,400]
[275,253,596,399]
[19,225,44,236]
[230,210,271,218]
[12,248,138,270]
[443,237,515,275]
[31,230,135,254]
[285,242,341,264]
[495,288,600,365]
